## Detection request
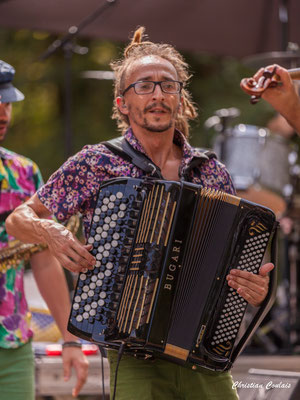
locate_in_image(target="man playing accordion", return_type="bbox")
[6,28,275,400]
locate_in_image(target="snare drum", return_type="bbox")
[213,124,296,216]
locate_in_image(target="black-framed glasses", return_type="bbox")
[122,80,183,96]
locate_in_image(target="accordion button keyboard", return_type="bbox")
[70,181,142,339]
[76,315,83,322]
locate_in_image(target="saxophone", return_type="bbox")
[0,215,80,273]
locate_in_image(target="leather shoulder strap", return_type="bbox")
[181,148,217,181]
[103,138,216,182]
[103,137,163,178]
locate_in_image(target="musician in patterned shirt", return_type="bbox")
[0,60,88,400]
[7,29,274,400]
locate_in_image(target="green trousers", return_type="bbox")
[0,341,35,400]
[108,351,239,400]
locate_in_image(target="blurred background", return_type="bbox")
[2,0,298,180]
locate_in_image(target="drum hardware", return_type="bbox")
[212,124,297,217]
[242,43,300,69]
[204,107,241,131]
[285,165,300,218]
[250,308,290,354]
[204,107,240,161]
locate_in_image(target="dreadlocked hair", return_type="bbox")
[110,26,198,138]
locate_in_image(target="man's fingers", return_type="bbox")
[236,287,261,306]
[227,263,275,306]
[63,359,71,382]
[72,368,87,398]
[253,67,265,81]
[259,262,274,276]
[47,233,96,272]
[227,275,266,296]
[62,348,89,397]
[71,236,95,265]
[228,268,268,285]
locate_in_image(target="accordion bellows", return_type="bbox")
[68,177,278,371]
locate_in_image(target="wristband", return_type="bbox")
[62,341,82,349]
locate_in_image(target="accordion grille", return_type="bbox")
[116,183,176,334]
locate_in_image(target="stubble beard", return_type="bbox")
[130,103,178,133]
[142,118,173,133]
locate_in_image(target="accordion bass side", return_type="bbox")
[68,177,278,371]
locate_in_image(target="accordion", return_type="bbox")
[68,177,278,371]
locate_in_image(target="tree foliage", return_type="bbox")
[0,28,277,180]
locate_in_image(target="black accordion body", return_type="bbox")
[68,177,278,371]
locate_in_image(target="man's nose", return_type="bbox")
[151,83,165,99]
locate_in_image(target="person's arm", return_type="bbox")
[30,249,89,397]
[5,193,95,273]
[247,64,300,133]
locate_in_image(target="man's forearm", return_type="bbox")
[6,196,63,245]
[31,250,78,342]
[6,193,96,273]
[282,103,300,134]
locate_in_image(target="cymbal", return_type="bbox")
[81,70,115,80]
[242,51,300,69]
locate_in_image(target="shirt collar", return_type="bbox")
[0,147,15,160]
[123,127,208,170]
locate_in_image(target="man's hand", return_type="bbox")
[249,64,300,133]
[62,346,89,397]
[5,193,96,273]
[38,220,96,273]
[226,263,274,307]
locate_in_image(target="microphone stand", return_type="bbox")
[39,0,117,158]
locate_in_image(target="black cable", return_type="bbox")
[112,342,126,400]
[98,345,107,399]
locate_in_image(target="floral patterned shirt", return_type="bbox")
[0,147,43,348]
[38,129,235,240]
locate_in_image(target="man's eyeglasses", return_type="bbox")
[122,80,183,96]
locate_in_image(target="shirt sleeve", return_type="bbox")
[37,147,107,222]
[200,158,236,195]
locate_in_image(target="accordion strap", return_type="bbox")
[103,136,216,181]
[103,137,163,178]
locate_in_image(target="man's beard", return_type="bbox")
[132,102,178,133]
[142,119,173,132]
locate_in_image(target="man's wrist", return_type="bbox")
[62,341,82,350]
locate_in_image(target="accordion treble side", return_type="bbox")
[68,177,278,371]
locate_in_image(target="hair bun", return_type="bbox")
[124,26,149,57]
[132,26,145,44]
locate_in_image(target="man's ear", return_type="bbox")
[177,95,183,114]
[116,96,129,115]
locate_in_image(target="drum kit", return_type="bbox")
[213,123,298,217]
[206,47,300,353]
